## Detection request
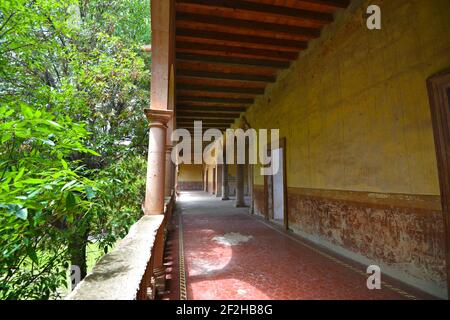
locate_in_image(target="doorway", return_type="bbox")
[272,148,285,223]
[264,138,288,230]
[427,69,450,298]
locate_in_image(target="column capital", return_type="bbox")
[141,44,152,52]
[144,108,173,127]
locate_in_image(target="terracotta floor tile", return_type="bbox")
[161,191,436,300]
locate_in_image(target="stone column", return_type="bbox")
[147,0,175,296]
[235,164,245,207]
[216,165,223,197]
[222,163,230,201]
[143,109,172,294]
[164,117,174,197]
[164,145,174,197]
[249,164,254,214]
[174,164,179,195]
[144,109,172,215]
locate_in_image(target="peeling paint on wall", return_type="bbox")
[245,0,450,298]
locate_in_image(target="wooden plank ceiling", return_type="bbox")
[175,0,350,132]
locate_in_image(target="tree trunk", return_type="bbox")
[68,229,89,290]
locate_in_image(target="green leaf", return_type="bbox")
[46,120,62,128]
[61,180,77,191]
[21,178,45,184]
[1,132,12,143]
[66,192,76,210]
[14,167,25,182]
[20,104,34,119]
[86,149,101,156]
[85,186,96,200]
[40,139,55,146]
[26,246,39,264]
[27,189,40,199]
[16,207,28,220]
[61,159,68,170]
[15,129,30,139]
[0,108,14,119]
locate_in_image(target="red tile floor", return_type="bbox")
[160,191,435,300]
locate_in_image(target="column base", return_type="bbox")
[153,267,166,292]
[146,286,155,300]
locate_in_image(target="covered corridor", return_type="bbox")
[162,192,433,300]
[67,0,450,301]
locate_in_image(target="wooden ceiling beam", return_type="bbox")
[173,2,349,136]
[176,47,292,61]
[178,101,250,109]
[289,0,350,10]
[177,105,247,113]
[177,128,230,133]
[176,53,289,69]
[178,117,235,122]
[176,36,300,53]
[176,28,307,51]
[176,13,320,39]
[177,60,276,77]
[177,41,298,61]
[177,69,275,82]
[178,124,230,128]
[176,0,333,27]
[177,90,257,100]
[177,96,254,104]
[178,127,231,132]
[177,122,230,127]
[177,83,265,95]
[177,76,268,90]
[177,112,239,119]
[179,125,230,129]
[177,20,313,42]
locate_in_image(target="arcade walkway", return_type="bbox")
[162,192,433,300]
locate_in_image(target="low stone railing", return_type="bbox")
[66,192,175,300]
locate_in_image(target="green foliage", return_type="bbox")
[94,156,146,249]
[79,0,151,46]
[0,103,98,299]
[0,0,151,299]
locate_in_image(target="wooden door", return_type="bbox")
[427,69,450,298]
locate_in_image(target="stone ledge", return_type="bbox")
[66,215,164,300]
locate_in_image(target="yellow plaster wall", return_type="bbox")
[228,163,237,177]
[178,164,203,182]
[244,0,450,195]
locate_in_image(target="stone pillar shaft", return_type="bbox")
[222,162,230,200]
[144,109,172,215]
[216,164,223,197]
[235,164,245,207]
[164,145,174,197]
